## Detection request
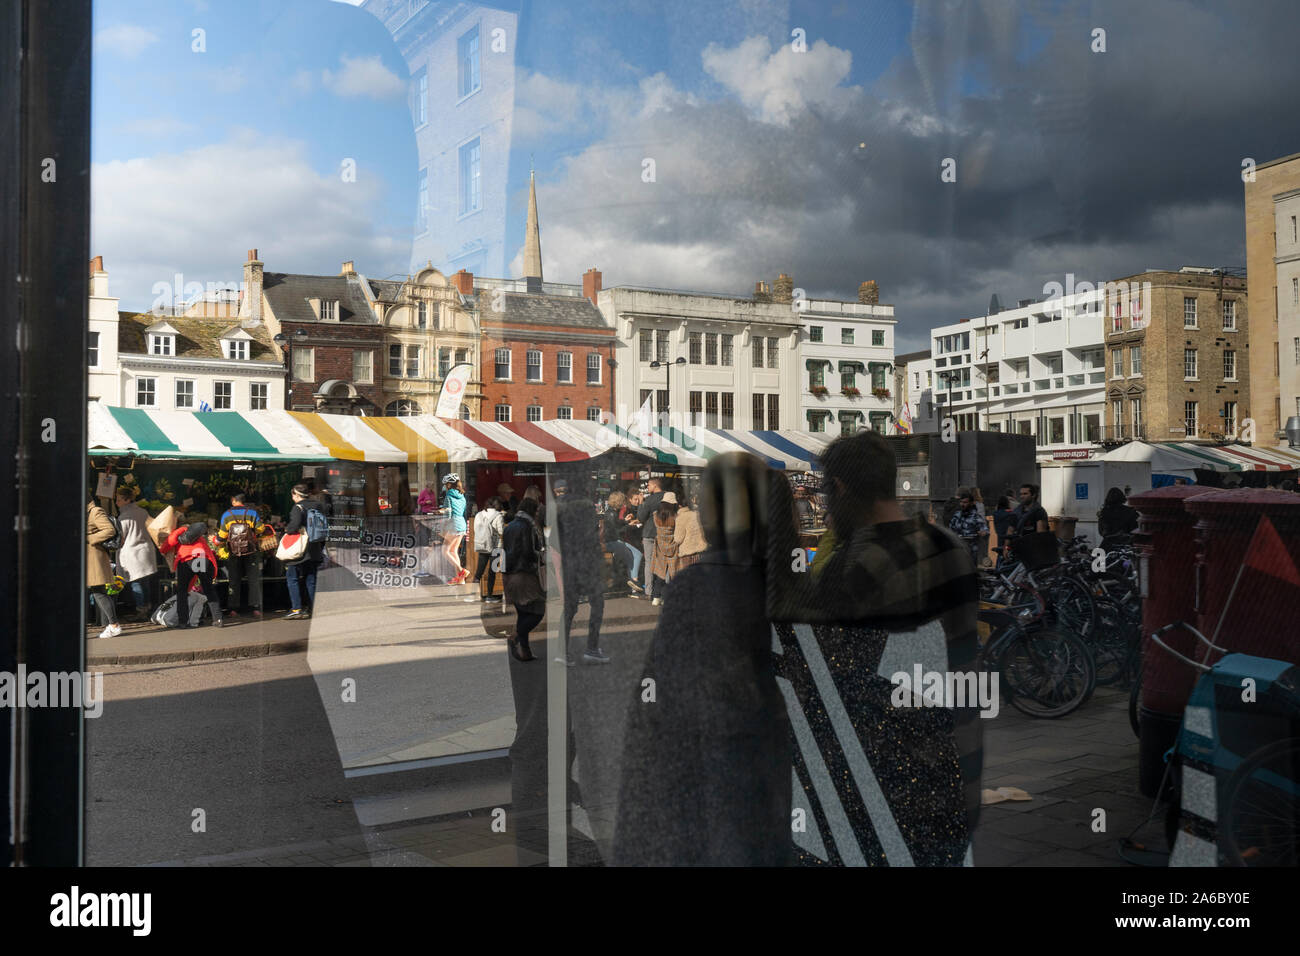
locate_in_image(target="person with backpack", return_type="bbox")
[88,493,123,639]
[283,483,327,620]
[159,521,223,629]
[469,496,506,602]
[217,492,273,619]
[438,473,469,585]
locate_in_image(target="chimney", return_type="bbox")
[89,256,108,297]
[341,260,355,275]
[858,280,879,305]
[452,269,475,295]
[583,267,602,306]
[240,248,263,323]
[773,273,794,304]
[753,280,772,303]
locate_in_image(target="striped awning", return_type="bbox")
[594,422,834,471]
[89,404,838,471]
[1102,439,1300,474]
[89,404,624,464]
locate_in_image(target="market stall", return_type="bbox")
[1101,440,1300,486]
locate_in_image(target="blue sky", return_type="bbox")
[92,1,1300,350]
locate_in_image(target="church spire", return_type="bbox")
[523,164,543,293]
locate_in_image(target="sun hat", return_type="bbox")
[661,492,678,505]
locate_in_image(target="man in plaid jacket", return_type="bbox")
[768,431,983,866]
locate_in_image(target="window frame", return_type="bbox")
[458,137,482,217]
[526,349,543,383]
[557,351,573,384]
[556,406,572,421]
[249,382,268,411]
[841,328,854,345]
[688,331,702,365]
[457,23,481,100]
[1222,299,1236,331]
[88,329,99,367]
[586,352,601,384]
[494,403,511,423]
[1223,349,1236,381]
[1183,296,1198,329]
[136,376,157,407]
[526,405,543,422]
[1184,347,1198,381]
[227,338,249,361]
[720,333,734,367]
[871,329,885,347]
[293,346,315,383]
[149,333,174,356]
[214,381,233,410]
[766,337,779,369]
[809,326,823,343]
[1130,345,1142,377]
[495,347,511,380]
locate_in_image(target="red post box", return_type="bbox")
[1185,488,1300,660]
[1129,485,1213,796]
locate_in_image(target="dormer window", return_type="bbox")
[227,339,249,361]
[321,300,338,321]
[149,334,174,356]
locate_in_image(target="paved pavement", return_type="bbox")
[89,570,1161,867]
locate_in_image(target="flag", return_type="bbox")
[434,363,473,418]
[198,400,212,413]
[896,403,912,435]
[1242,515,1300,587]
[632,394,655,445]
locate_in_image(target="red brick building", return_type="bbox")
[476,269,615,423]
[249,251,387,414]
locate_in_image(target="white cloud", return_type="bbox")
[94,25,160,59]
[121,117,198,138]
[322,55,406,99]
[702,35,855,125]
[290,69,315,93]
[91,134,409,310]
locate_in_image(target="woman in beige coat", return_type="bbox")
[672,494,707,572]
[87,497,122,638]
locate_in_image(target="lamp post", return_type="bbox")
[273,328,309,410]
[649,355,687,427]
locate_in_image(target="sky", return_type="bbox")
[92,0,1300,351]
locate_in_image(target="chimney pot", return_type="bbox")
[341,260,355,275]
[858,280,879,305]
[90,255,104,275]
[248,248,259,262]
[773,273,794,304]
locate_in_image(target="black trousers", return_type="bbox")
[562,580,604,654]
[177,558,222,626]
[473,551,497,597]
[226,552,263,611]
[514,605,545,650]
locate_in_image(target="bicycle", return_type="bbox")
[977,600,1096,718]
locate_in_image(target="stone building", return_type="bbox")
[1104,268,1249,443]
[1244,151,1300,443]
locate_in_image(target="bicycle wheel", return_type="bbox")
[1090,602,1135,687]
[1128,658,1142,738]
[1221,737,1300,867]
[1045,575,1098,639]
[993,626,1096,718]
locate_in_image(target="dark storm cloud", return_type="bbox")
[528,0,1300,348]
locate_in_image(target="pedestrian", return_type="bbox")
[159,520,224,629]
[282,483,325,620]
[970,486,986,519]
[793,485,814,527]
[767,430,983,866]
[498,482,520,521]
[602,491,641,594]
[87,494,123,639]
[614,453,792,865]
[991,494,1016,559]
[636,477,665,599]
[439,473,469,584]
[216,492,272,619]
[1012,482,1050,537]
[1097,486,1139,543]
[948,489,989,567]
[417,482,437,514]
[554,478,609,665]
[113,486,158,621]
[649,491,681,605]
[672,493,707,572]
[502,496,546,662]
[470,495,506,602]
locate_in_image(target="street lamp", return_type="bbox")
[273,328,309,410]
[649,355,687,426]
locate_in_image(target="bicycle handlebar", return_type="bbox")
[1147,620,1227,673]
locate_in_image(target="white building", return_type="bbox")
[597,287,804,431]
[88,258,286,412]
[927,288,1108,455]
[799,299,896,435]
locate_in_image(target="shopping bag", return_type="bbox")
[276,532,308,562]
[147,506,179,572]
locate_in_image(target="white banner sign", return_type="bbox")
[435,363,474,419]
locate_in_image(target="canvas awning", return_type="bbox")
[87,404,837,470]
[1101,440,1300,474]
[88,404,624,464]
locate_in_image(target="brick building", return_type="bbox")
[1104,268,1249,442]
[475,270,615,424]
[1244,151,1300,443]
[254,251,387,414]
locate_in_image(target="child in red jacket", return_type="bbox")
[160,523,223,628]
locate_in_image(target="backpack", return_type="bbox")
[227,510,257,557]
[305,506,329,544]
[151,592,208,629]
